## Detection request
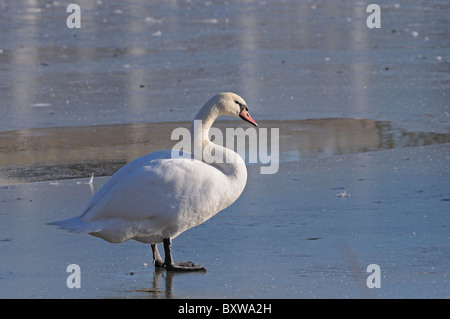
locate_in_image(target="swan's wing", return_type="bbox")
[80,150,174,218]
[79,154,219,223]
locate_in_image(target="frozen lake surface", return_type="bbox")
[0,0,448,298]
[0,0,449,132]
[0,144,448,298]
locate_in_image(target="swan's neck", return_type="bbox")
[189,102,247,183]
[190,102,219,146]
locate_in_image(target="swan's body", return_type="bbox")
[49,92,257,271]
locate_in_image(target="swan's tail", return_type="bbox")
[47,216,101,234]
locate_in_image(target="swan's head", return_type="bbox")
[214,92,258,127]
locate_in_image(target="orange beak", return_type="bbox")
[239,107,258,127]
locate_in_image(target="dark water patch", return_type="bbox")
[1,161,127,184]
[0,119,448,184]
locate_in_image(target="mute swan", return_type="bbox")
[49,92,257,271]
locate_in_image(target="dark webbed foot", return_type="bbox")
[163,238,206,272]
[166,261,206,272]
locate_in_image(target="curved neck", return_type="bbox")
[188,101,247,183]
[189,101,219,147]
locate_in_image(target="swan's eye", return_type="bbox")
[235,100,247,113]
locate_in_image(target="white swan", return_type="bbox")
[49,92,257,271]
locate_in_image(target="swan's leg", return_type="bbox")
[151,244,164,268]
[163,238,206,271]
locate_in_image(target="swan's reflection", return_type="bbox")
[137,267,206,299]
[135,268,170,298]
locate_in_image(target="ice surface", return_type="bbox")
[0,0,448,299]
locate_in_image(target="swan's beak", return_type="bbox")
[239,107,258,127]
